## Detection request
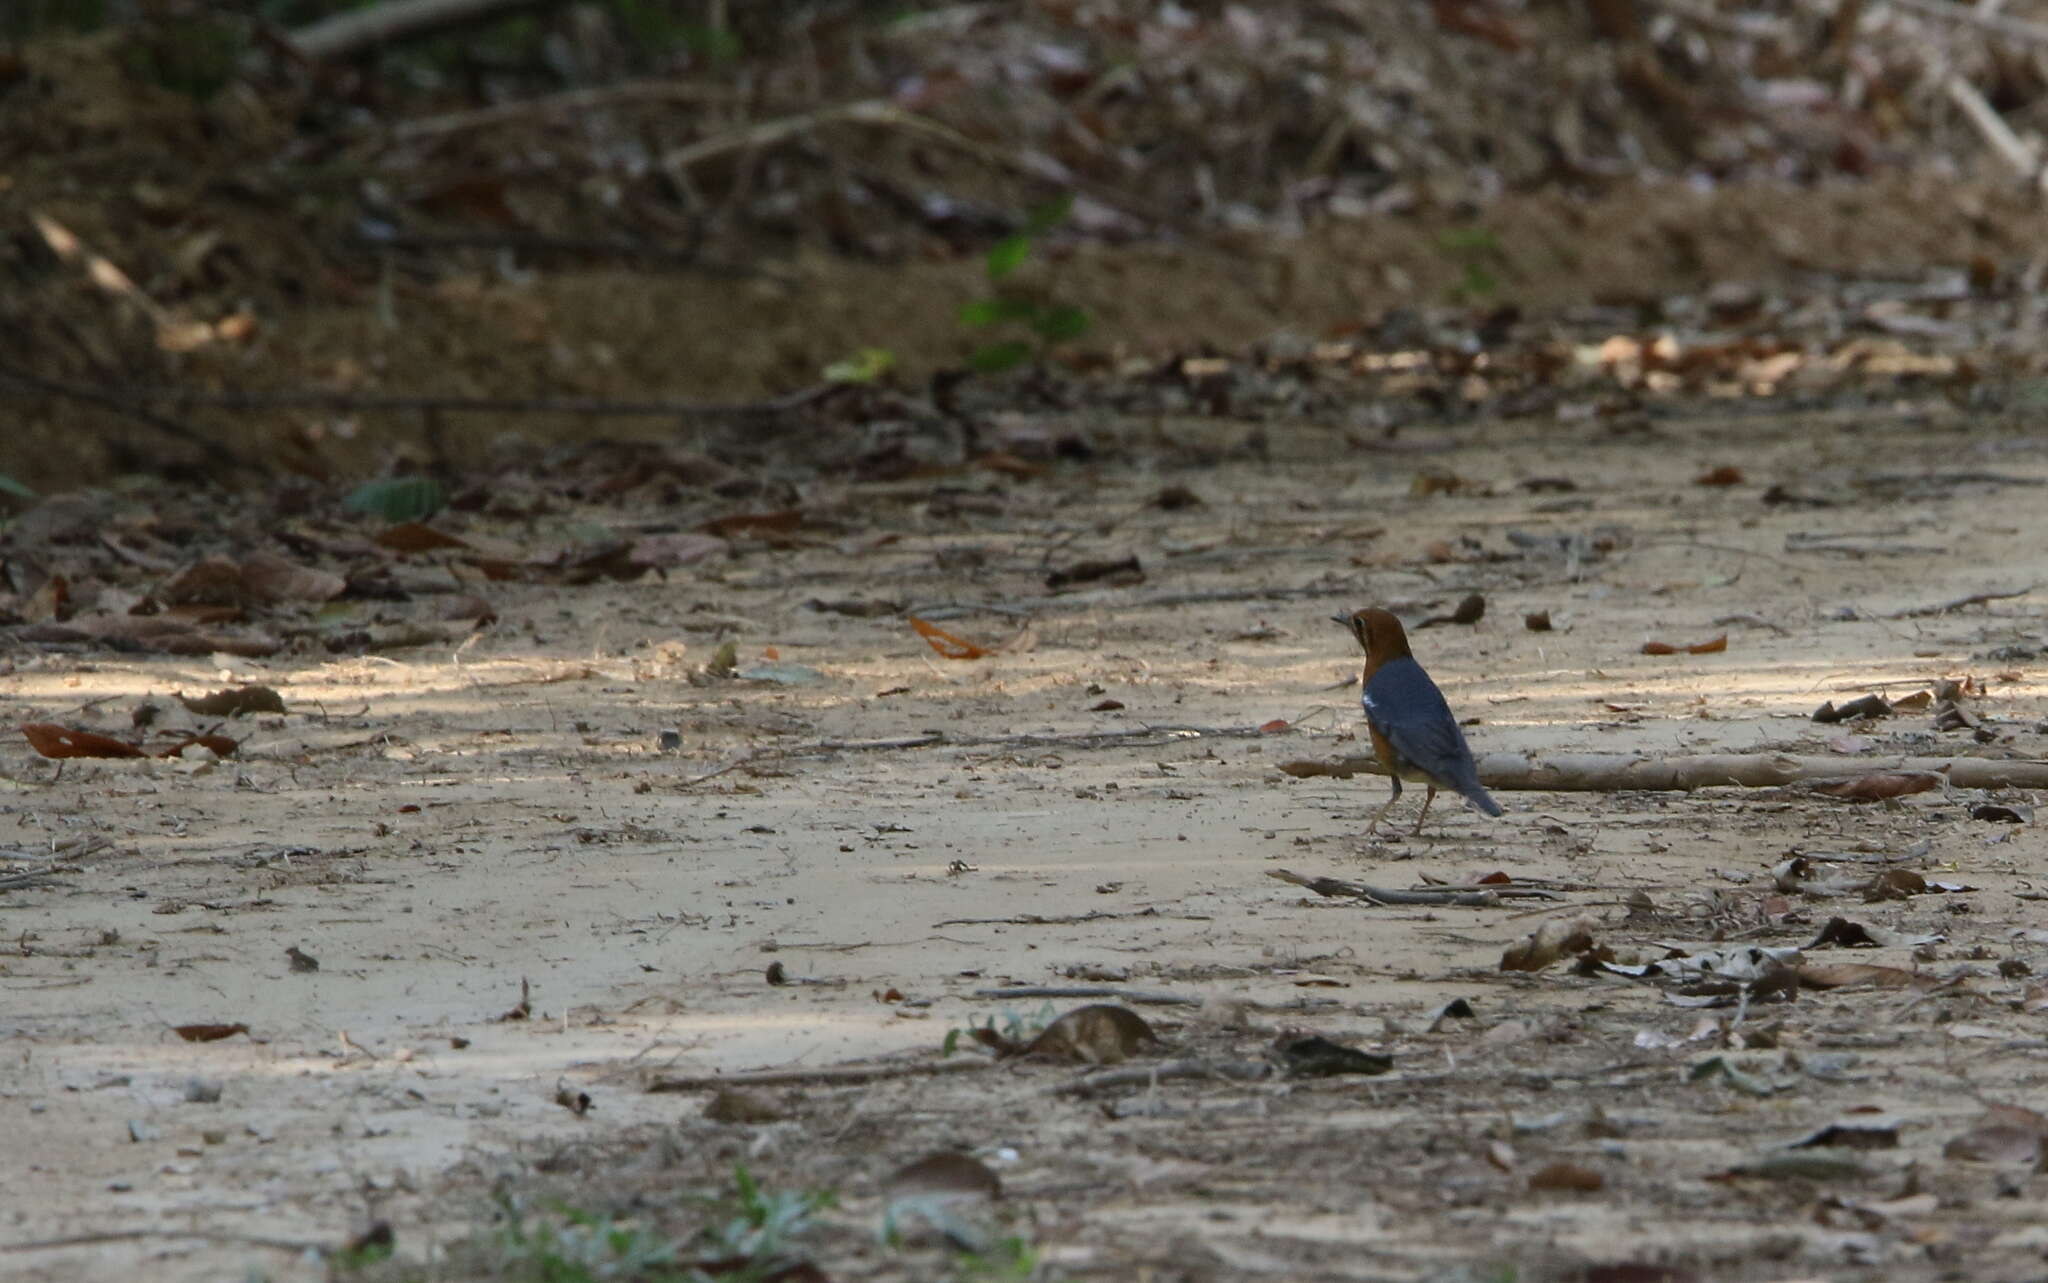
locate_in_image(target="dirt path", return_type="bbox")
[5,402,2047,1281]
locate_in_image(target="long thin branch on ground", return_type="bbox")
[288,0,548,60]
[1281,751,2048,791]
[1267,868,1557,906]
[1056,1058,1275,1096]
[971,986,1203,1006]
[645,1057,992,1092]
[109,381,846,419]
[1890,585,2038,617]
[0,361,257,475]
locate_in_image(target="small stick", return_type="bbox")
[1267,869,1506,907]
[1890,585,2038,617]
[1057,1058,1275,1096]
[645,1057,992,1092]
[971,986,1202,1006]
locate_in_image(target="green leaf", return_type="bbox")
[822,346,895,384]
[1023,193,1075,237]
[1031,304,1090,343]
[342,476,445,523]
[984,235,1031,283]
[968,340,1033,374]
[0,474,35,501]
[958,297,1039,328]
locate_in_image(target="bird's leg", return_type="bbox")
[1367,776,1402,833]
[1409,784,1438,835]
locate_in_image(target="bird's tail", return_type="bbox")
[1463,785,1504,818]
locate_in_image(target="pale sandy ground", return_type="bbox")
[4,403,2048,1281]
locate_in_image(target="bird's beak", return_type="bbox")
[1330,614,1351,627]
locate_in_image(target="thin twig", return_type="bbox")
[111,381,847,419]
[0,361,257,475]
[971,986,1203,1006]
[645,1057,992,1093]
[1890,585,2038,618]
[1267,868,1510,907]
[1056,1058,1274,1096]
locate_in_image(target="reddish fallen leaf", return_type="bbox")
[155,733,238,759]
[1796,962,1933,989]
[1258,718,1290,734]
[1475,871,1515,885]
[1812,772,1940,802]
[1694,466,1745,487]
[376,522,471,553]
[909,616,990,660]
[1089,699,1125,711]
[1528,1161,1604,1192]
[239,551,346,603]
[699,509,803,538]
[21,723,144,759]
[976,451,1044,479]
[1276,759,1365,779]
[178,685,286,718]
[1642,634,1727,655]
[174,1022,250,1042]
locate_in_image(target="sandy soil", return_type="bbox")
[5,400,2048,1282]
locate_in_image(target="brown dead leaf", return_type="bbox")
[1045,555,1144,591]
[1811,772,1940,802]
[20,614,281,657]
[157,557,244,606]
[975,451,1044,479]
[1023,1004,1159,1064]
[155,733,238,759]
[1089,699,1125,712]
[173,1022,250,1042]
[909,616,990,660]
[1694,465,1745,487]
[239,551,346,603]
[884,1151,1002,1202]
[1945,1115,2046,1165]
[1527,1161,1604,1192]
[1642,634,1727,655]
[1410,469,1475,497]
[1258,718,1290,734]
[1276,759,1364,779]
[1523,610,1552,631]
[178,685,286,718]
[21,723,144,759]
[375,522,470,554]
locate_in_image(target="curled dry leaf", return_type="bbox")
[1795,962,1935,990]
[238,551,346,603]
[883,1151,1002,1202]
[22,723,144,759]
[909,616,990,660]
[1417,592,1486,628]
[1811,772,1940,802]
[1272,1034,1392,1078]
[173,1022,250,1042]
[1045,554,1144,591]
[1641,634,1727,655]
[1694,465,1745,486]
[178,685,285,718]
[1524,610,1552,631]
[1276,758,1364,780]
[1944,1106,2048,1164]
[1813,693,1892,723]
[1528,1161,1604,1192]
[156,733,238,759]
[1023,1004,1159,1064]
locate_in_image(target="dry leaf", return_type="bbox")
[1501,916,1600,972]
[884,1151,1002,1202]
[21,723,144,759]
[156,733,238,759]
[1796,962,1933,989]
[173,1022,250,1042]
[375,522,470,553]
[239,551,346,603]
[1528,1161,1604,1192]
[1642,634,1727,655]
[1811,773,1940,802]
[1276,759,1364,779]
[629,532,729,568]
[178,685,285,718]
[1694,465,1745,486]
[909,616,990,660]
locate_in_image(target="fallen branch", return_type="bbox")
[115,381,846,420]
[288,0,547,60]
[1890,585,2038,618]
[1281,752,2048,792]
[1944,75,2043,185]
[391,79,749,140]
[645,1057,992,1093]
[0,361,257,476]
[1056,1058,1274,1096]
[938,909,1211,928]
[972,986,1202,1006]
[1267,868,1557,906]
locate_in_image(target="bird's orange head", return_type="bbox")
[1333,607,1413,677]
